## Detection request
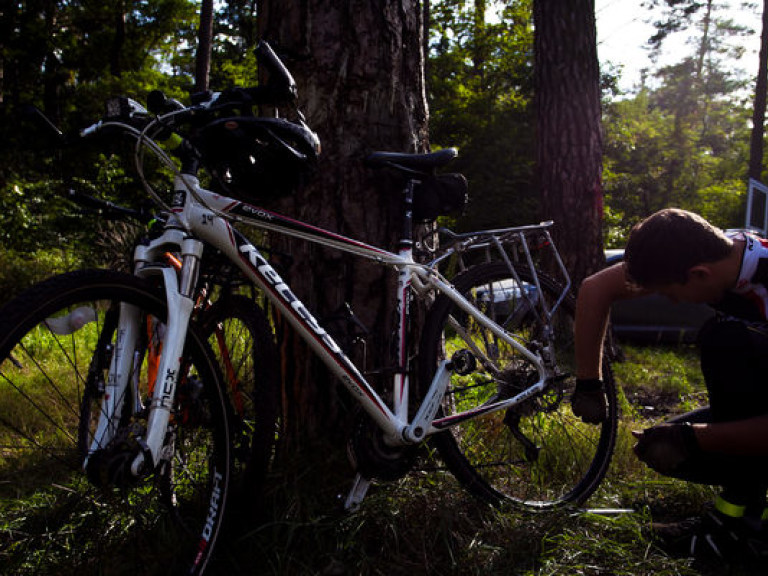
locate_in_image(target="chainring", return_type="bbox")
[347,411,418,481]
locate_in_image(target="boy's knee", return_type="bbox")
[699,317,768,418]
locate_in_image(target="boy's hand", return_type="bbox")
[571,378,608,424]
[632,422,700,476]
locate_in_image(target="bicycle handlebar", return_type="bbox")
[144,41,297,121]
[146,91,185,115]
[64,188,155,222]
[25,39,305,199]
[30,40,299,147]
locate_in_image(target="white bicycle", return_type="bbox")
[0,42,618,575]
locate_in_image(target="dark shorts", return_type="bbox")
[661,316,768,505]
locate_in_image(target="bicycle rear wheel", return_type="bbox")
[0,269,231,575]
[419,262,618,510]
[199,294,280,497]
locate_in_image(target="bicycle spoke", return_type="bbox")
[0,270,232,575]
[420,262,618,509]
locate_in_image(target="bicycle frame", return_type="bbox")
[104,171,569,474]
[5,46,610,573]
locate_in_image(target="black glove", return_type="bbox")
[571,378,607,424]
[633,422,700,476]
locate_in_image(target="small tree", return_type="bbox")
[428,0,536,231]
[750,0,768,182]
[195,0,214,92]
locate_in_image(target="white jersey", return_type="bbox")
[724,231,768,321]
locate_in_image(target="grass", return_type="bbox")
[612,344,707,421]
[205,342,753,576]
[4,341,764,575]
[0,307,227,576]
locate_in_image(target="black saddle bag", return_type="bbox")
[413,173,468,221]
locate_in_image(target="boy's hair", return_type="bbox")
[624,208,732,287]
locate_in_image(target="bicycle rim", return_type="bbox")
[0,269,231,575]
[419,262,618,510]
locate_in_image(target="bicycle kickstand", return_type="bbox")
[343,473,372,511]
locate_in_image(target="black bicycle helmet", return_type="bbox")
[196,116,320,202]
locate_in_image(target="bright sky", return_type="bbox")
[595,0,763,93]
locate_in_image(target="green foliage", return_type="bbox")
[0,176,76,251]
[612,344,706,420]
[602,83,751,245]
[0,0,268,270]
[428,0,537,231]
[601,1,755,246]
[0,0,200,263]
[0,249,82,307]
[209,0,259,87]
[0,151,144,262]
[2,0,760,261]
[215,50,260,89]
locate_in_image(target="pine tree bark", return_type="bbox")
[110,2,125,77]
[257,1,429,450]
[533,0,604,286]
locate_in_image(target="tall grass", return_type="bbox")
[200,343,740,576]
[0,306,224,576]
[5,342,758,575]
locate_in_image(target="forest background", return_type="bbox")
[0,0,761,293]
[1,2,765,573]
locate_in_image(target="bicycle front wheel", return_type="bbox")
[0,269,232,575]
[419,262,618,510]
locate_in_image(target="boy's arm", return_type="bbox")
[575,262,642,379]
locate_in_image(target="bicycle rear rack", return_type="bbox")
[428,221,572,323]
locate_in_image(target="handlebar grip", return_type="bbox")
[255,41,298,104]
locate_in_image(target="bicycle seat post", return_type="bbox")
[400,178,417,252]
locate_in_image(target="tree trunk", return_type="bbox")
[749,0,768,182]
[694,0,713,82]
[533,0,604,286]
[0,5,5,106]
[110,2,125,77]
[257,1,429,451]
[195,0,214,92]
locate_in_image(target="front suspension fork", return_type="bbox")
[128,237,203,475]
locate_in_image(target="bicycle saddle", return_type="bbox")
[364,148,457,173]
